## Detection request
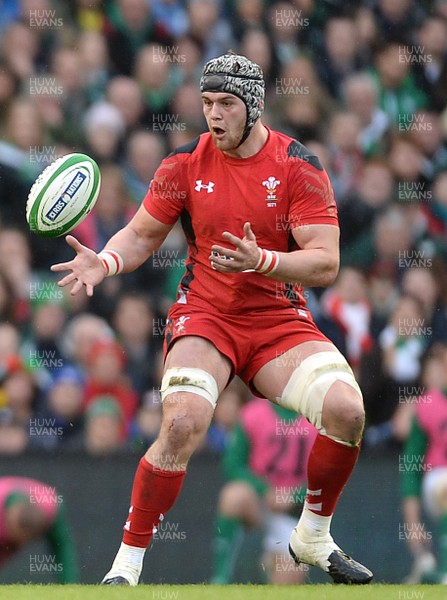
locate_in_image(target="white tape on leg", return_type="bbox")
[160,367,219,408]
[279,351,362,434]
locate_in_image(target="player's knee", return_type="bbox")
[323,381,365,443]
[161,409,208,453]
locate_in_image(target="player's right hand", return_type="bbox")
[50,235,106,297]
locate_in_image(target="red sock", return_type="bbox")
[305,434,360,516]
[122,457,186,548]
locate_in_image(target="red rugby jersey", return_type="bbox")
[143,128,338,314]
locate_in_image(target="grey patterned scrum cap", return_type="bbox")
[200,53,265,137]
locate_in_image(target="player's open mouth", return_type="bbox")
[212,127,226,138]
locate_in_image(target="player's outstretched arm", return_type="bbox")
[51,206,173,296]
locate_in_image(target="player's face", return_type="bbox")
[202,92,246,152]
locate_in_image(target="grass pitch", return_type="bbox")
[0,585,444,600]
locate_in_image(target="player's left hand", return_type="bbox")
[210,222,260,272]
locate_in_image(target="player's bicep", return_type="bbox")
[292,223,339,253]
[127,204,174,248]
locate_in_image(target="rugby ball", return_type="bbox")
[26,153,100,237]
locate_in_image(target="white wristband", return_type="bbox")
[97,250,124,277]
[254,248,280,275]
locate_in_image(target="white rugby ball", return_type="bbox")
[26,153,101,237]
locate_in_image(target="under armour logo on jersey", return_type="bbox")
[195,179,215,193]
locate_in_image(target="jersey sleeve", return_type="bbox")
[401,416,428,499]
[287,159,338,229]
[222,422,269,497]
[142,154,187,225]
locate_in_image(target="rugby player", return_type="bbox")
[52,52,373,585]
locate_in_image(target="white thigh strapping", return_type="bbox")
[279,351,362,433]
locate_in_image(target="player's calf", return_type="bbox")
[100,368,219,586]
[278,351,372,584]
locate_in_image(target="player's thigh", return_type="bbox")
[160,335,233,435]
[165,335,232,392]
[252,340,335,401]
[253,341,364,434]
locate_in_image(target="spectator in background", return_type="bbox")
[77,30,110,104]
[61,313,114,374]
[84,395,126,455]
[82,101,126,164]
[0,273,17,325]
[0,100,47,187]
[413,15,447,113]
[83,339,138,439]
[274,56,333,142]
[0,228,33,325]
[229,0,266,43]
[366,262,400,338]
[408,110,447,181]
[363,294,428,437]
[170,80,207,131]
[0,355,38,444]
[239,28,278,88]
[374,0,425,44]
[49,46,89,140]
[24,298,67,386]
[338,159,393,261]
[113,292,161,398]
[0,21,38,81]
[133,43,181,118]
[401,267,447,348]
[0,324,21,368]
[370,42,428,127]
[327,110,364,203]
[175,35,203,85]
[32,365,85,451]
[186,0,234,63]
[353,6,378,66]
[267,1,301,65]
[389,135,427,192]
[151,0,189,38]
[342,73,390,158]
[321,266,373,377]
[129,389,163,452]
[0,415,28,454]
[317,16,360,100]
[106,76,146,134]
[103,0,172,76]
[123,131,166,204]
[76,164,137,252]
[0,60,19,121]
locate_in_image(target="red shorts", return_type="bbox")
[163,296,329,396]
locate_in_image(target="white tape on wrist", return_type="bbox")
[97,250,124,276]
[254,248,280,275]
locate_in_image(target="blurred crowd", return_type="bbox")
[1,0,447,455]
